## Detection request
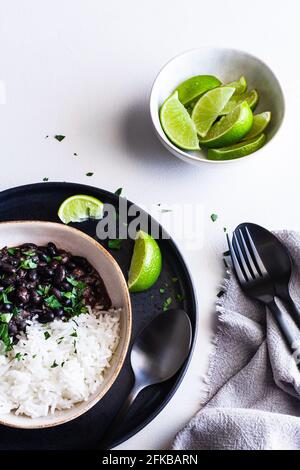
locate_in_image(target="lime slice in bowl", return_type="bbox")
[58,195,104,224]
[191,86,235,137]
[222,89,259,115]
[198,101,253,148]
[128,231,162,293]
[175,75,221,106]
[160,91,199,150]
[226,76,247,95]
[243,112,271,140]
[207,133,267,160]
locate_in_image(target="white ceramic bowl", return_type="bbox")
[150,48,285,165]
[0,221,132,429]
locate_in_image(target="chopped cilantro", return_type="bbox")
[159,288,165,294]
[210,213,218,222]
[176,293,186,302]
[172,277,178,283]
[86,172,93,177]
[114,187,123,196]
[54,135,65,142]
[108,239,122,250]
[50,360,58,368]
[162,297,172,311]
[43,177,49,182]
[20,259,37,269]
[15,352,23,361]
[44,331,51,340]
[8,248,17,255]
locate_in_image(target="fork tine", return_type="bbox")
[245,226,268,276]
[226,233,247,284]
[238,229,260,279]
[232,232,253,281]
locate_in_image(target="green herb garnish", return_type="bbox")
[15,352,23,361]
[86,172,93,177]
[50,360,59,368]
[70,330,78,338]
[176,293,186,302]
[54,135,65,142]
[45,295,62,310]
[210,213,218,222]
[114,187,123,196]
[108,239,122,250]
[162,297,172,311]
[7,248,17,255]
[37,284,51,296]
[20,259,38,270]
[54,256,62,261]
[44,331,51,340]
[43,177,49,182]
[159,288,165,294]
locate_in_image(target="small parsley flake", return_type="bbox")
[44,331,51,340]
[50,360,58,368]
[108,239,122,250]
[159,288,165,294]
[54,135,65,142]
[162,297,172,311]
[211,213,218,222]
[86,172,93,177]
[43,177,49,182]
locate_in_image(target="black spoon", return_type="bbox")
[235,223,300,328]
[100,308,192,449]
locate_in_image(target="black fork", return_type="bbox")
[227,227,299,354]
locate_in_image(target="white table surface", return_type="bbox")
[0,0,300,450]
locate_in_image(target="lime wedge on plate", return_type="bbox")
[222,89,259,115]
[207,133,266,160]
[160,91,199,150]
[198,101,253,148]
[176,75,221,106]
[58,195,104,224]
[128,231,162,292]
[226,76,247,95]
[243,112,271,140]
[191,86,235,137]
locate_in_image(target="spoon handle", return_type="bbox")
[100,381,144,450]
[284,293,300,329]
[268,299,300,366]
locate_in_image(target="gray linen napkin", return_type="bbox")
[173,230,300,450]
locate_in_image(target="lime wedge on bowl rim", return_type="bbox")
[160,91,199,150]
[175,75,221,106]
[198,101,253,148]
[243,112,271,140]
[191,86,235,138]
[226,76,247,95]
[222,89,259,115]
[58,195,104,224]
[128,230,162,293]
[207,133,267,161]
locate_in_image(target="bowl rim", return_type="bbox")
[0,220,132,429]
[150,46,286,165]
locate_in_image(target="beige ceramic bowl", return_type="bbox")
[0,221,132,429]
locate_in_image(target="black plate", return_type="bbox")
[0,182,197,450]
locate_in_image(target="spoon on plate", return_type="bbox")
[235,223,300,328]
[100,308,192,449]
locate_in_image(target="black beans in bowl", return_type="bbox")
[0,242,111,350]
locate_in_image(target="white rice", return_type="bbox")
[0,307,120,418]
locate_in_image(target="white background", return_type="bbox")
[0,0,300,450]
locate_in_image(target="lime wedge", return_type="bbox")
[191,86,235,137]
[198,101,253,148]
[207,133,266,160]
[58,195,104,224]
[226,76,247,95]
[128,231,162,292]
[160,91,199,150]
[243,112,271,140]
[222,89,259,115]
[175,75,221,106]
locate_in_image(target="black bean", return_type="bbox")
[17,269,27,279]
[15,318,27,331]
[82,275,97,285]
[71,256,89,268]
[47,242,57,256]
[55,308,65,318]
[20,243,37,250]
[17,287,30,304]
[60,281,72,291]
[0,262,16,274]
[63,298,72,307]
[66,261,76,270]
[28,269,38,281]
[50,259,59,270]
[39,266,54,279]
[2,275,16,286]
[58,252,70,264]
[8,321,18,336]
[3,303,12,312]
[16,279,27,288]
[30,290,42,305]
[54,265,65,285]
[50,287,62,301]
[38,310,55,323]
